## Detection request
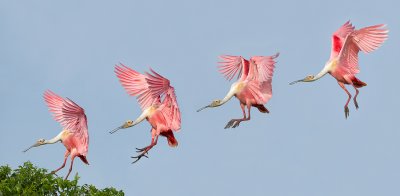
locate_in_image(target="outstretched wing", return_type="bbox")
[162,88,181,131]
[218,55,249,81]
[146,69,181,131]
[337,24,388,75]
[44,90,89,154]
[115,64,160,110]
[246,80,269,104]
[249,53,279,82]
[330,21,355,59]
[245,53,278,104]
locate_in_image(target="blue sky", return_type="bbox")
[1,0,399,195]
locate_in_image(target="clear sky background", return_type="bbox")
[1,0,399,195]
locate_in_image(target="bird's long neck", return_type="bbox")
[45,131,63,144]
[131,108,150,126]
[219,85,237,106]
[311,63,331,82]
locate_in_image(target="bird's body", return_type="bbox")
[145,105,178,147]
[111,64,180,163]
[328,59,367,87]
[24,91,89,179]
[60,130,89,164]
[290,21,388,118]
[198,53,278,128]
[229,81,269,113]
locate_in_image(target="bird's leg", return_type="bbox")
[225,104,246,129]
[64,155,76,180]
[231,105,251,128]
[338,82,352,119]
[132,135,159,164]
[135,129,157,153]
[51,151,70,175]
[225,104,252,129]
[352,84,360,109]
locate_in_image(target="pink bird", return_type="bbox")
[24,90,89,180]
[197,53,279,129]
[290,21,388,118]
[110,64,181,163]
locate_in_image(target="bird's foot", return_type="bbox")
[354,100,359,110]
[131,152,149,164]
[344,106,350,119]
[50,171,58,177]
[132,145,154,163]
[135,146,150,153]
[224,119,242,129]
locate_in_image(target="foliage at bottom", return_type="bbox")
[0,162,123,195]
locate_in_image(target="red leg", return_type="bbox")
[352,84,360,109]
[338,82,352,119]
[225,103,247,129]
[64,155,76,180]
[132,133,159,164]
[226,104,252,129]
[247,105,251,120]
[51,151,70,175]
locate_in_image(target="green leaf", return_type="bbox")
[0,162,124,195]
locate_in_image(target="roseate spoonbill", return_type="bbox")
[290,21,388,118]
[197,53,279,129]
[110,64,181,163]
[24,91,89,180]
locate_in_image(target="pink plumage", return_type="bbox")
[24,90,89,180]
[113,64,181,163]
[44,91,89,154]
[290,21,388,118]
[199,53,279,128]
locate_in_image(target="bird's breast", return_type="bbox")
[328,59,338,72]
[233,81,246,93]
[60,130,72,141]
[148,110,168,129]
[146,106,158,117]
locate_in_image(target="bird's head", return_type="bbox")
[210,99,222,107]
[23,139,46,153]
[123,120,134,128]
[289,75,315,85]
[197,99,222,112]
[109,120,134,134]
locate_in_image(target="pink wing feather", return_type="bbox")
[146,69,181,131]
[249,53,279,82]
[337,24,388,75]
[218,55,249,81]
[330,21,355,59]
[246,53,278,104]
[44,90,89,154]
[245,80,268,104]
[162,88,181,131]
[115,64,160,110]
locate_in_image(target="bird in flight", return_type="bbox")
[24,90,89,180]
[290,21,388,118]
[198,53,279,129]
[111,64,181,163]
